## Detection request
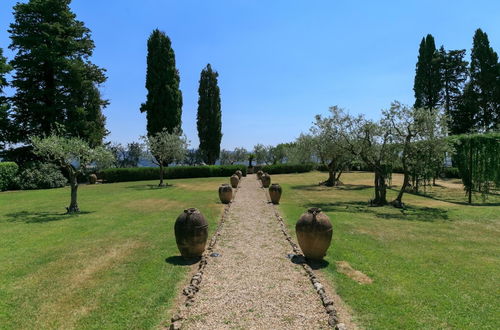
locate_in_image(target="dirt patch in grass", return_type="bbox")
[336,261,373,284]
[36,240,145,329]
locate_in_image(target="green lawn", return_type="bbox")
[0,178,225,329]
[276,171,500,329]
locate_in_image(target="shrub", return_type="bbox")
[99,165,247,183]
[12,162,67,190]
[261,163,314,174]
[0,162,19,191]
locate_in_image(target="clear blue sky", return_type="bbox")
[1,0,499,150]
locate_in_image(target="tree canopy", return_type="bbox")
[8,0,108,147]
[197,64,222,165]
[141,29,183,137]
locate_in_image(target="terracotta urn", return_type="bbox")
[269,183,282,204]
[230,174,239,188]
[89,174,97,184]
[256,170,263,180]
[218,184,233,204]
[235,170,243,180]
[261,173,271,188]
[295,208,332,260]
[174,208,208,258]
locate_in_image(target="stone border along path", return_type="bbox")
[168,175,350,329]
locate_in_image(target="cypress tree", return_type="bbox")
[438,46,469,133]
[469,29,500,131]
[8,0,108,147]
[140,29,183,136]
[196,64,222,165]
[414,34,442,109]
[0,48,11,149]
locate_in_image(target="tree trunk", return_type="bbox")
[321,161,342,187]
[67,171,80,213]
[372,171,388,206]
[159,164,165,187]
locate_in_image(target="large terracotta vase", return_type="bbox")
[218,184,233,204]
[88,174,97,184]
[256,170,263,180]
[174,208,208,258]
[235,170,243,180]
[269,183,282,204]
[295,208,332,260]
[261,173,271,188]
[230,174,239,188]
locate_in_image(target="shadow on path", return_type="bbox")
[289,254,329,270]
[165,256,200,266]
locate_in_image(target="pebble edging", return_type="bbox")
[265,189,347,330]
[167,183,240,330]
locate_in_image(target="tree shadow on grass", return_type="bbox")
[305,201,449,222]
[165,256,200,266]
[405,190,500,207]
[124,184,175,191]
[3,211,93,224]
[290,184,372,192]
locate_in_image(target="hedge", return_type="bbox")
[99,165,247,183]
[0,162,19,191]
[261,163,314,174]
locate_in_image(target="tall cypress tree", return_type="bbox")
[0,48,11,149]
[197,64,222,165]
[414,34,442,109]
[8,0,108,147]
[469,28,500,131]
[140,29,183,136]
[438,46,469,133]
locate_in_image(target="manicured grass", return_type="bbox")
[276,171,499,329]
[0,178,226,329]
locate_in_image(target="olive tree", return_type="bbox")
[382,102,449,207]
[219,147,248,165]
[143,128,188,186]
[311,106,352,186]
[341,115,396,206]
[286,135,315,164]
[31,135,114,213]
[253,144,271,165]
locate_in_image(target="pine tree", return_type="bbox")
[0,48,12,149]
[414,34,442,109]
[140,29,183,137]
[8,0,108,147]
[438,46,469,133]
[469,28,500,131]
[197,64,222,165]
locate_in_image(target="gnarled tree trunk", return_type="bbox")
[159,163,166,187]
[67,170,80,213]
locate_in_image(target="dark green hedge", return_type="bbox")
[0,162,19,191]
[261,163,314,174]
[99,165,247,183]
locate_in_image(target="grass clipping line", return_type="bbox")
[265,189,346,330]
[168,184,239,330]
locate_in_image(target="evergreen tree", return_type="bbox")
[414,34,442,109]
[8,0,108,147]
[453,83,479,134]
[0,48,12,149]
[438,46,469,133]
[140,29,183,136]
[196,64,222,165]
[469,29,500,131]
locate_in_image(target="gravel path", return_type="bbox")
[182,175,330,329]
